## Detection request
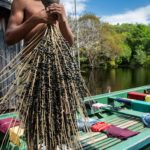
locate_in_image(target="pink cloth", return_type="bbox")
[105,125,139,140]
[0,118,20,133]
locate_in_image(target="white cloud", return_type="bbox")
[101,5,150,25]
[61,0,88,16]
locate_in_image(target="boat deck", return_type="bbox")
[80,109,150,150]
[1,85,150,150]
[79,86,150,150]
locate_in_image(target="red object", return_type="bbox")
[105,125,139,140]
[128,92,146,100]
[91,122,111,132]
[0,118,20,133]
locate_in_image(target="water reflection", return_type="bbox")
[82,68,150,96]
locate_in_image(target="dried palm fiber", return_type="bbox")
[0,2,92,150]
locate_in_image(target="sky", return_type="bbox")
[61,0,150,25]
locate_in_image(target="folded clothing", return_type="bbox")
[91,122,111,132]
[0,118,20,133]
[142,113,150,128]
[92,103,111,112]
[9,126,24,147]
[105,125,139,140]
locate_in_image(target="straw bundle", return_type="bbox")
[0,1,90,149]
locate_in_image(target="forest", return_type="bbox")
[70,14,150,68]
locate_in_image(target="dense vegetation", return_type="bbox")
[70,14,150,68]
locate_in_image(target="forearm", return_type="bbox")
[59,20,74,46]
[5,16,40,45]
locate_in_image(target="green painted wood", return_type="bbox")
[117,109,147,117]
[109,97,150,112]
[99,106,146,118]
[107,128,150,150]
[0,112,18,119]
[85,85,150,116]
[81,113,144,149]
[80,114,135,144]
[81,121,145,150]
[0,86,150,149]
[80,104,149,150]
[84,85,150,103]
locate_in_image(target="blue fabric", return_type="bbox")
[77,118,98,131]
[142,113,150,128]
[116,98,131,105]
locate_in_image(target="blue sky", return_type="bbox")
[62,0,150,24]
[86,0,150,16]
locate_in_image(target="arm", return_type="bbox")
[59,18,74,46]
[47,4,74,46]
[5,0,48,45]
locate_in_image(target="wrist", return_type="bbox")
[59,15,68,23]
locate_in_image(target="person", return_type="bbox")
[4,0,74,100]
[5,0,74,46]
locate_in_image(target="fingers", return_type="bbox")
[47,3,64,9]
[46,3,67,22]
[46,3,65,14]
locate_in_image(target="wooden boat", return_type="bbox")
[82,85,150,150]
[1,85,150,150]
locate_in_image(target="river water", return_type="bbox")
[82,68,150,96]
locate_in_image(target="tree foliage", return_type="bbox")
[69,13,150,68]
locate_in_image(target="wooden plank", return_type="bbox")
[81,115,141,148]
[80,132,100,141]
[117,120,139,128]
[84,85,150,103]
[82,114,144,150]
[83,122,144,150]
[82,134,107,147]
[107,128,150,150]
[80,114,133,141]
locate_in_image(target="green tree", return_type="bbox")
[114,24,150,66]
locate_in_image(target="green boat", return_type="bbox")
[1,85,150,150]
